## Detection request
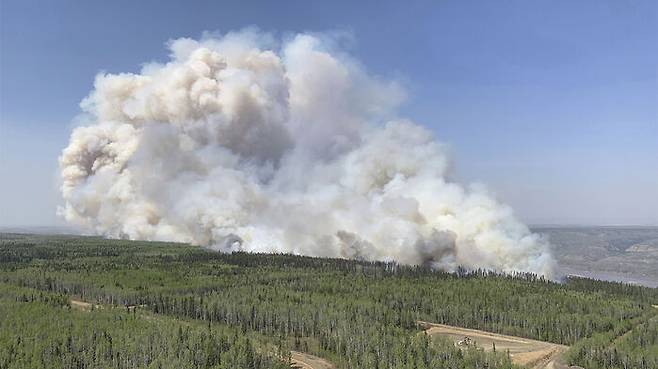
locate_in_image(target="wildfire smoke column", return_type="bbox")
[59,29,555,277]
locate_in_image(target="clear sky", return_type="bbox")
[1,0,656,227]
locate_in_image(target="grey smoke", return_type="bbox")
[59,29,555,277]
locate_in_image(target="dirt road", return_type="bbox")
[291,351,335,369]
[418,321,577,369]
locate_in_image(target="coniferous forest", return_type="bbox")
[0,234,656,369]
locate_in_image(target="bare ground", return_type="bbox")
[70,299,102,311]
[418,321,581,369]
[290,351,335,369]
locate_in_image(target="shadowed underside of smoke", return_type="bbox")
[59,29,556,277]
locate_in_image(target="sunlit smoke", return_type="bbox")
[59,29,555,277]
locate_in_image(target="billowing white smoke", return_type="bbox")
[59,29,555,277]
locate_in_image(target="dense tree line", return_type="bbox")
[1,234,656,368]
[0,283,288,369]
[567,317,658,369]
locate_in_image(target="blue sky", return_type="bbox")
[1,0,656,226]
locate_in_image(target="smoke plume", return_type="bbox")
[59,29,555,276]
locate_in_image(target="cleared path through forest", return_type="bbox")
[418,321,579,369]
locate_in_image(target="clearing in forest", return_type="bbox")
[69,299,102,311]
[418,321,579,369]
[290,351,335,369]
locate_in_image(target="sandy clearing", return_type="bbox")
[70,299,102,311]
[418,321,576,369]
[291,351,335,369]
[70,299,148,312]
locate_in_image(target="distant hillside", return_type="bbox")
[0,225,83,235]
[532,226,658,287]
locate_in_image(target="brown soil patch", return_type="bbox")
[418,321,575,369]
[291,351,335,369]
[70,299,102,311]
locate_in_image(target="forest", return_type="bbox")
[0,233,656,369]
